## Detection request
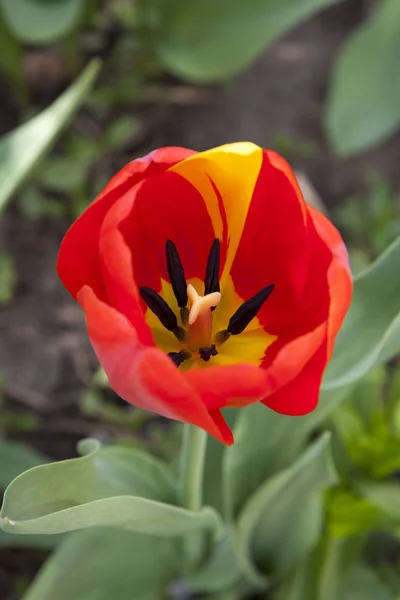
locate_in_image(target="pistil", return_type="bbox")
[187,283,221,351]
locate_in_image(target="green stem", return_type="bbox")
[179,424,207,511]
[179,424,208,573]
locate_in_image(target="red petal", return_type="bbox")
[184,363,268,410]
[78,285,232,444]
[118,171,219,293]
[262,339,328,415]
[230,150,310,332]
[307,205,352,357]
[259,206,351,414]
[208,410,234,445]
[262,324,327,394]
[57,147,196,301]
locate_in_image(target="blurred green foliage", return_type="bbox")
[335,171,400,273]
[0,252,17,303]
[0,0,399,156]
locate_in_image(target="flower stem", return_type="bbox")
[179,424,208,572]
[179,424,207,511]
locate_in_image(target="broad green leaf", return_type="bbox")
[236,434,336,587]
[154,0,342,82]
[1,0,85,44]
[326,0,400,156]
[0,440,48,488]
[23,528,179,600]
[0,530,63,548]
[223,404,308,516]
[0,439,223,537]
[323,235,400,390]
[0,442,59,549]
[0,59,100,215]
[0,497,222,538]
[1,438,177,506]
[185,528,241,593]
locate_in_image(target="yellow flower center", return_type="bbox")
[140,238,277,369]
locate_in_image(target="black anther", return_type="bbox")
[168,350,191,367]
[227,285,275,335]
[166,240,188,308]
[140,286,178,332]
[204,239,220,297]
[199,344,218,362]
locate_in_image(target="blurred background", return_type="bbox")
[1,0,400,597]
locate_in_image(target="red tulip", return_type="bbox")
[57,143,352,445]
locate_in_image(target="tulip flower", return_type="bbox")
[57,143,352,444]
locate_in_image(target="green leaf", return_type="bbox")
[1,498,222,538]
[0,441,48,488]
[0,439,223,538]
[323,235,400,390]
[1,0,85,44]
[0,442,56,549]
[223,403,308,516]
[326,0,400,156]
[236,434,337,587]
[1,437,176,506]
[23,528,179,600]
[0,530,63,549]
[0,59,100,216]
[185,528,241,593]
[154,0,342,82]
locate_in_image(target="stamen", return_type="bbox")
[168,350,191,367]
[140,286,185,341]
[215,329,231,345]
[180,307,189,326]
[227,284,275,335]
[199,345,218,362]
[166,240,188,308]
[204,238,220,296]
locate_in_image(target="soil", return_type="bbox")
[1,0,400,597]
